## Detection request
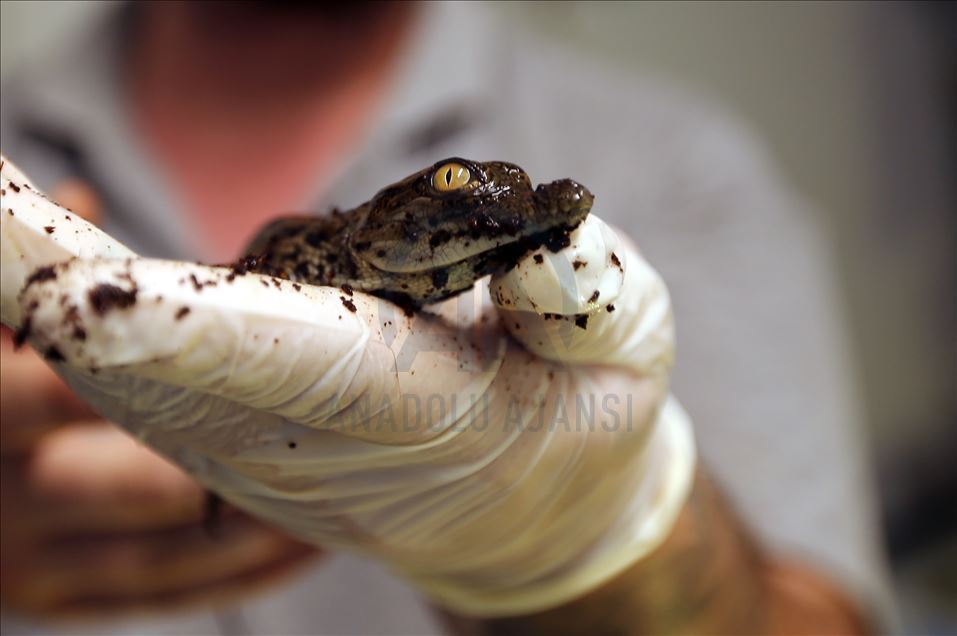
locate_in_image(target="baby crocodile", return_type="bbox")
[243,158,593,309]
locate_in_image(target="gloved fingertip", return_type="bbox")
[490,214,625,316]
[489,216,674,376]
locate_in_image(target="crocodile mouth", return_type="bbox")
[358,178,593,276]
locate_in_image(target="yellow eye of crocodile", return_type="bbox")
[432,163,471,192]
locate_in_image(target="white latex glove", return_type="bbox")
[1,156,695,617]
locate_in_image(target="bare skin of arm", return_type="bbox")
[438,470,869,636]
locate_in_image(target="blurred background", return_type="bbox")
[1,0,954,633]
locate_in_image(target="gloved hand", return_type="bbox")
[0,162,319,618]
[1,155,695,617]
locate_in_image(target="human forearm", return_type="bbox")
[437,469,867,636]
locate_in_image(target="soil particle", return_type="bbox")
[544,227,573,253]
[25,265,57,287]
[12,316,32,348]
[189,273,218,291]
[88,283,138,315]
[574,314,589,330]
[64,305,85,341]
[175,306,191,320]
[227,255,260,281]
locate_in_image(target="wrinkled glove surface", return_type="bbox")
[1,156,694,616]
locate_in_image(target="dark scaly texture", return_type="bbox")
[243,158,593,308]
